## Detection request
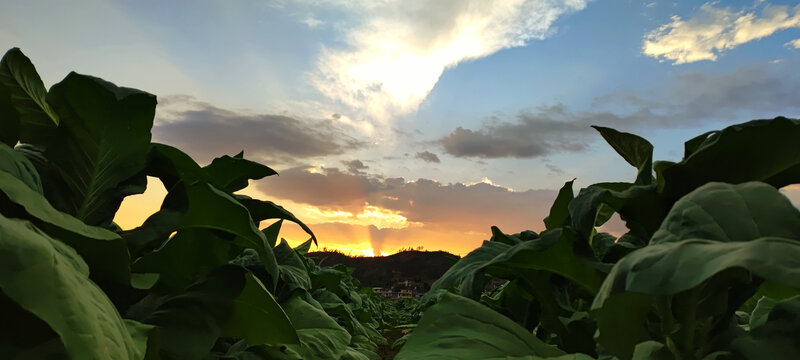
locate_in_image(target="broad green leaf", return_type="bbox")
[545,179,575,230]
[651,182,800,244]
[203,151,277,192]
[748,297,778,331]
[594,292,654,360]
[490,226,524,245]
[594,238,800,307]
[145,143,208,191]
[262,219,282,248]
[341,346,372,360]
[730,296,800,359]
[275,239,312,292]
[593,238,800,359]
[221,272,299,346]
[45,72,154,226]
[280,294,351,360]
[0,48,59,147]
[653,160,675,192]
[428,240,509,299]
[632,341,672,360]
[430,228,603,299]
[0,214,145,359]
[126,265,249,359]
[0,142,42,192]
[683,130,716,158]
[0,82,20,146]
[569,183,667,243]
[239,198,317,245]
[124,320,160,360]
[484,229,605,294]
[0,170,130,284]
[661,117,800,201]
[395,293,565,360]
[294,238,314,255]
[592,126,654,185]
[131,228,231,292]
[123,182,279,286]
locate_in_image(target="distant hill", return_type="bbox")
[306,250,460,290]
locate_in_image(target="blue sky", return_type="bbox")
[3,0,800,255]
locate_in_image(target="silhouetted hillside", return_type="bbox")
[307,250,460,289]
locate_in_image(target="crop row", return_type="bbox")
[395,112,800,358]
[0,48,395,360]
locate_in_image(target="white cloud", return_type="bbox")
[306,0,587,121]
[787,38,800,48]
[302,16,323,28]
[643,2,800,64]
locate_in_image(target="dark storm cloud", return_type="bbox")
[438,61,800,159]
[415,151,441,163]
[152,96,366,164]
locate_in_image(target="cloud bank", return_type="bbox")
[255,165,561,254]
[307,0,588,120]
[437,61,800,158]
[643,2,800,64]
[152,96,366,164]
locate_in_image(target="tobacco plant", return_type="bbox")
[398,119,800,359]
[0,47,385,360]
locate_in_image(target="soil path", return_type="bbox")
[377,328,405,360]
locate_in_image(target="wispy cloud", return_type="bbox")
[305,0,587,120]
[643,2,800,64]
[787,38,800,48]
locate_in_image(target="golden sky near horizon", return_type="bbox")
[114,176,497,257]
[114,177,800,257]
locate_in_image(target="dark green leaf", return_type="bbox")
[0,142,42,193]
[0,170,130,284]
[239,198,316,246]
[594,238,800,307]
[0,48,59,147]
[203,152,277,193]
[651,182,800,244]
[279,294,351,360]
[0,214,146,359]
[221,272,299,346]
[293,238,314,255]
[569,183,667,244]
[45,72,155,226]
[545,179,574,230]
[662,117,800,201]
[127,265,247,359]
[131,229,232,292]
[592,126,654,185]
[730,296,800,359]
[0,80,20,146]
[395,293,566,360]
[274,239,312,292]
[123,182,279,287]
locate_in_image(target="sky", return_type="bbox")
[3,0,800,256]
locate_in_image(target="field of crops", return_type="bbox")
[2,47,799,359]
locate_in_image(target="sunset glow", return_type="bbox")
[25,0,795,258]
